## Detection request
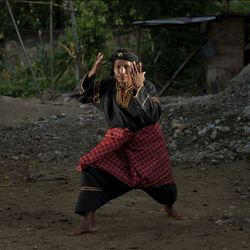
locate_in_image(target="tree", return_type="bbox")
[60,0,113,75]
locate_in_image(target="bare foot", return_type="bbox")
[164,206,186,220]
[67,220,96,236]
[67,212,96,236]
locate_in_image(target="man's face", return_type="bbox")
[113,59,133,87]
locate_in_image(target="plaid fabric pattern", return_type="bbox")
[77,123,174,188]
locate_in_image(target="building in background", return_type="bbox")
[133,13,250,94]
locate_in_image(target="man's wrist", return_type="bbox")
[87,71,96,79]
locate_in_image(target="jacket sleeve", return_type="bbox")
[72,74,102,104]
[133,81,161,123]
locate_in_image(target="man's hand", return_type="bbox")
[88,52,105,79]
[131,62,145,90]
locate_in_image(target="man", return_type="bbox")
[69,49,183,235]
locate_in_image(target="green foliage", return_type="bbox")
[226,0,250,13]
[60,0,113,75]
[1,0,247,97]
[0,38,76,97]
[0,0,67,30]
[0,0,71,97]
[0,61,37,97]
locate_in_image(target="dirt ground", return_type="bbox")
[0,96,249,250]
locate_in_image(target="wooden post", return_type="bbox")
[50,0,54,94]
[5,0,43,101]
[69,0,81,83]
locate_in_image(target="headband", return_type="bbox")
[110,49,140,63]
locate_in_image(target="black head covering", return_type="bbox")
[110,49,140,63]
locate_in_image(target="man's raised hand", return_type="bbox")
[131,62,145,90]
[88,52,106,79]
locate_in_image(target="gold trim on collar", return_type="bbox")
[115,82,134,108]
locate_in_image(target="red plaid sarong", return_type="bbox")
[77,123,174,188]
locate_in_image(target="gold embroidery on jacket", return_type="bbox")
[79,78,85,94]
[115,82,134,108]
[142,94,150,108]
[151,97,160,103]
[81,186,103,192]
[92,81,101,103]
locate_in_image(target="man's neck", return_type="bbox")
[117,81,133,90]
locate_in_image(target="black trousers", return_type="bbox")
[75,167,177,216]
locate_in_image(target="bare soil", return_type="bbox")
[0,95,249,250]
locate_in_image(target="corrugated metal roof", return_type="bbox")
[133,16,217,27]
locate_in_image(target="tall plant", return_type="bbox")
[60,0,113,78]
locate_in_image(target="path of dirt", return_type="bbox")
[0,95,249,250]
